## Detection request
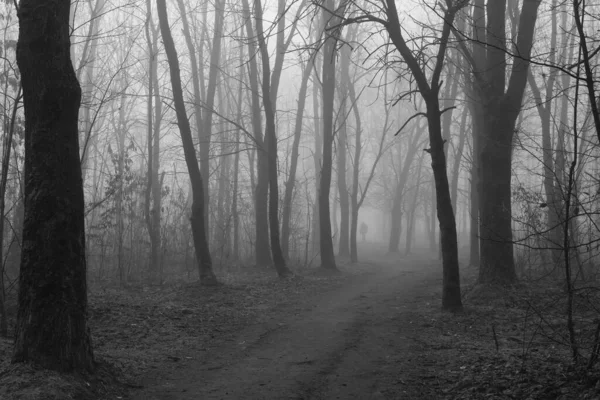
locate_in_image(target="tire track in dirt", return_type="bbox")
[132,252,441,400]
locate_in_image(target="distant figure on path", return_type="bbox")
[359,222,368,242]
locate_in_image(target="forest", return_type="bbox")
[0,0,600,398]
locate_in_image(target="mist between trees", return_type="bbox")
[1,0,600,382]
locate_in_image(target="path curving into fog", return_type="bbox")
[132,249,442,400]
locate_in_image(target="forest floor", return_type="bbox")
[1,243,600,399]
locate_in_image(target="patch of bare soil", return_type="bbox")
[0,260,368,400]
[129,252,445,400]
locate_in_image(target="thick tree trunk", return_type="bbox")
[13,0,95,371]
[476,0,541,284]
[478,113,516,284]
[156,0,217,285]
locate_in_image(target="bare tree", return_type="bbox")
[201,0,225,235]
[343,0,464,310]
[241,0,272,268]
[281,54,313,259]
[319,0,348,271]
[144,0,162,282]
[464,0,542,284]
[156,0,218,285]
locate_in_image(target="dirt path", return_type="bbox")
[131,252,443,400]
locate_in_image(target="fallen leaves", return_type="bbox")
[0,265,352,399]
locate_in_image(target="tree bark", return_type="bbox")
[13,0,95,371]
[319,0,345,270]
[241,0,271,267]
[477,0,541,284]
[311,50,322,256]
[336,59,350,258]
[253,0,291,277]
[144,0,162,283]
[348,61,364,263]
[156,0,218,285]
[232,42,245,262]
[200,0,225,237]
[383,0,462,311]
[281,60,312,259]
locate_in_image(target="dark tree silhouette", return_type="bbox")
[342,0,464,311]
[156,0,218,285]
[474,0,541,284]
[254,0,292,277]
[12,0,95,371]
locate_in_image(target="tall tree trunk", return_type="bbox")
[254,0,291,277]
[281,60,312,258]
[231,42,245,262]
[319,0,346,270]
[336,72,350,258]
[13,0,95,371]
[241,0,271,267]
[200,0,225,236]
[156,0,218,285]
[215,87,230,258]
[477,0,541,284]
[383,0,462,311]
[348,65,364,262]
[467,0,485,268]
[114,88,126,284]
[176,0,203,152]
[311,53,322,256]
[144,1,162,283]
